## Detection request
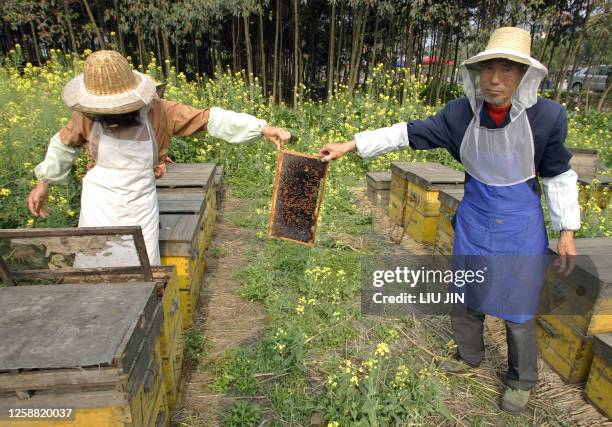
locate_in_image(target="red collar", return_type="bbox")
[485,102,511,127]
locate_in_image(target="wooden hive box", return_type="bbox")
[214,165,225,206]
[569,147,598,182]
[0,283,167,426]
[72,266,184,410]
[537,237,612,383]
[433,187,464,257]
[157,163,217,330]
[586,333,612,419]
[389,162,464,244]
[366,171,391,207]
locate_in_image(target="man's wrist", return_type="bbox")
[346,140,357,152]
[559,229,574,238]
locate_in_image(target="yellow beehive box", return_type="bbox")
[585,333,612,419]
[536,315,593,383]
[389,162,464,243]
[158,163,217,330]
[433,187,464,256]
[0,283,166,427]
[541,238,612,336]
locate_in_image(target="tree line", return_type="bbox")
[1,0,610,108]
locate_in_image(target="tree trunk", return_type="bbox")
[335,2,345,88]
[243,15,254,100]
[136,25,145,70]
[162,29,171,76]
[326,2,336,97]
[258,10,266,97]
[292,0,300,108]
[113,0,125,54]
[155,30,162,68]
[62,0,77,52]
[272,0,281,103]
[596,80,611,112]
[366,13,379,94]
[81,0,106,49]
[28,20,42,65]
[175,40,179,74]
[232,18,237,72]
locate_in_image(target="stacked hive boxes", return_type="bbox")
[388,162,464,244]
[366,172,391,207]
[537,238,612,383]
[433,187,464,257]
[0,282,167,426]
[586,333,612,418]
[156,163,218,330]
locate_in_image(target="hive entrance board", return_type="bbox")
[268,150,328,246]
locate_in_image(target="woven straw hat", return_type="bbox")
[462,27,546,72]
[62,50,156,115]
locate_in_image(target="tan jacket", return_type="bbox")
[59,98,210,177]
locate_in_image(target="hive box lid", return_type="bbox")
[156,163,215,189]
[159,214,199,257]
[0,282,156,370]
[593,333,612,363]
[390,162,464,188]
[366,171,392,190]
[438,187,465,209]
[548,238,612,285]
[157,188,207,216]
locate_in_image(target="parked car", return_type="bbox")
[570,65,610,92]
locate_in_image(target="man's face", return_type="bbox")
[479,59,526,107]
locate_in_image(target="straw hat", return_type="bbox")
[462,27,546,72]
[62,50,157,115]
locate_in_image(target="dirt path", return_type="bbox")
[174,193,268,426]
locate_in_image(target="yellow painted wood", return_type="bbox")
[388,192,404,225]
[406,182,442,216]
[586,355,612,419]
[536,315,593,383]
[11,405,132,426]
[162,318,185,409]
[404,209,439,244]
[159,313,183,402]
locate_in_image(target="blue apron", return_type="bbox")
[451,175,548,323]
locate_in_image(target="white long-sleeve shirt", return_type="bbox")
[354,123,580,231]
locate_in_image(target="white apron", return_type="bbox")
[75,107,160,267]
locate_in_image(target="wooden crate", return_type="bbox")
[433,187,464,256]
[389,162,464,243]
[536,314,593,383]
[366,171,391,207]
[214,165,225,206]
[569,147,598,182]
[586,333,612,419]
[157,163,217,330]
[0,283,166,426]
[541,238,612,336]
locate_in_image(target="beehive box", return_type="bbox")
[214,165,225,206]
[569,148,599,182]
[388,162,464,243]
[366,171,391,207]
[433,187,464,256]
[157,163,217,330]
[537,237,612,383]
[0,283,167,426]
[585,333,612,419]
[540,238,612,336]
[73,266,185,410]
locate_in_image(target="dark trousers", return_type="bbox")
[450,304,538,390]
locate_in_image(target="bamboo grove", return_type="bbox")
[1,0,611,107]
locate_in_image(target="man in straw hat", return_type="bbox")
[319,27,580,413]
[28,50,290,265]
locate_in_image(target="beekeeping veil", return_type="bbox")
[458,27,549,186]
